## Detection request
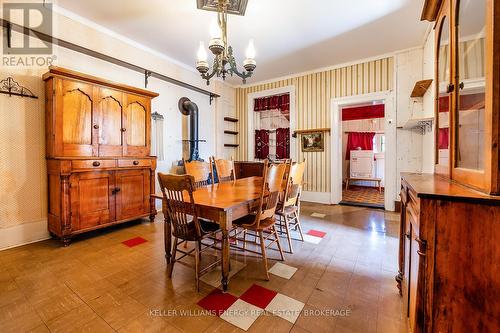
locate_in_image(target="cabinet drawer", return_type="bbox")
[117,159,151,168]
[72,160,116,170]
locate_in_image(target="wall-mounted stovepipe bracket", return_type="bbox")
[0,77,38,99]
[144,70,152,88]
[151,111,164,120]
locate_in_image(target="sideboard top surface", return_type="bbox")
[401,173,500,204]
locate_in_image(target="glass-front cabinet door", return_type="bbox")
[455,0,486,171]
[435,5,451,175]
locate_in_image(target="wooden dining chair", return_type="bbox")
[276,159,306,253]
[184,158,214,188]
[213,157,235,183]
[158,173,221,291]
[232,160,286,280]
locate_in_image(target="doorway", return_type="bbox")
[331,92,396,211]
[341,102,385,208]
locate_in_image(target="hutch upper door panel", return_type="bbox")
[96,87,124,157]
[55,78,97,157]
[123,93,150,156]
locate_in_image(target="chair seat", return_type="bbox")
[276,205,298,216]
[233,214,275,230]
[173,219,221,241]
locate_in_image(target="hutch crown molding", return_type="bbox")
[397,1,500,332]
[44,66,159,245]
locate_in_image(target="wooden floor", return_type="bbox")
[342,186,385,207]
[0,203,406,333]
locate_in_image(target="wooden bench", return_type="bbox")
[345,177,382,192]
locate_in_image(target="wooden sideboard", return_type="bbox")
[43,67,159,245]
[397,173,500,332]
[234,161,265,179]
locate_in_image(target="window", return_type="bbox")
[253,93,291,160]
[372,134,385,153]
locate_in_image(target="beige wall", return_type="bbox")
[234,57,394,193]
[0,10,234,249]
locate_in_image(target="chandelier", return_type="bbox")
[195,0,256,85]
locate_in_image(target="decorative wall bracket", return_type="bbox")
[0,77,38,99]
[418,120,433,134]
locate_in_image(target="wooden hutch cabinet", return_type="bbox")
[43,67,159,245]
[397,1,500,332]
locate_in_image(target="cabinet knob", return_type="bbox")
[92,161,100,167]
[459,81,464,90]
[405,231,411,239]
[93,124,99,129]
[133,160,139,165]
[121,128,127,132]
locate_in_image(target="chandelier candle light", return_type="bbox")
[196,0,256,85]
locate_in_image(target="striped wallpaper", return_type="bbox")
[235,57,394,192]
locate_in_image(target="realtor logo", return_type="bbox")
[3,2,53,55]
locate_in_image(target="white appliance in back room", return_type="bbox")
[350,150,375,178]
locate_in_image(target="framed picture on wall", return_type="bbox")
[302,132,324,152]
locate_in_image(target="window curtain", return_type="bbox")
[255,129,269,159]
[275,127,290,159]
[254,94,290,119]
[342,104,385,121]
[345,132,375,160]
[438,128,449,149]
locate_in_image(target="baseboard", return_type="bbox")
[0,219,50,251]
[301,191,331,204]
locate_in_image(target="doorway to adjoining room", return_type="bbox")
[341,102,385,208]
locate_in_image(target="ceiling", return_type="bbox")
[55,0,430,85]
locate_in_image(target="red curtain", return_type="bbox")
[438,128,449,149]
[345,132,375,160]
[275,128,290,159]
[255,129,269,159]
[342,104,384,121]
[254,94,290,120]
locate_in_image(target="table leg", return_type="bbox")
[164,212,172,264]
[220,210,232,292]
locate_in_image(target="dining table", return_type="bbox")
[153,176,263,291]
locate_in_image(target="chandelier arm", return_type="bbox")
[227,54,252,80]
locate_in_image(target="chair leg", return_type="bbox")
[294,211,305,241]
[258,231,270,281]
[198,240,202,261]
[167,237,178,278]
[273,226,285,261]
[242,229,247,251]
[195,241,200,292]
[284,215,293,253]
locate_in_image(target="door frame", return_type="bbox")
[330,91,396,211]
[246,85,296,161]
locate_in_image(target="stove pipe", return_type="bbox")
[178,97,200,161]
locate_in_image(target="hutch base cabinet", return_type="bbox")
[397,173,500,332]
[43,67,159,245]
